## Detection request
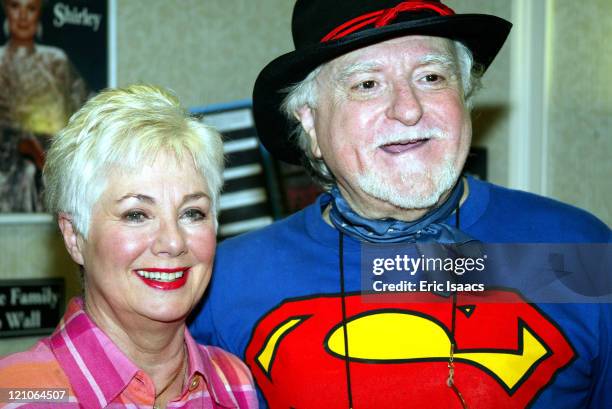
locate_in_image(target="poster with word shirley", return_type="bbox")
[0,0,108,213]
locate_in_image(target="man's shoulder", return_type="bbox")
[473,178,610,241]
[485,180,606,225]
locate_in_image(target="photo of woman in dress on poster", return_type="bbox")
[0,0,89,212]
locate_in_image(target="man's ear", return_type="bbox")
[295,105,322,158]
[58,213,85,266]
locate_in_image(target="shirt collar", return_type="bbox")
[183,328,239,408]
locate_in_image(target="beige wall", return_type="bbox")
[547,0,611,225]
[0,0,609,355]
[446,0,513,188]
[116,0,294,107]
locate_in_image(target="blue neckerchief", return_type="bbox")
[327,180,474,245]
[328,180,484,297]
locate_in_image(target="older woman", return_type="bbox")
[0,85,257,408]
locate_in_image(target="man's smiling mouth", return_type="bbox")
[380,138,430,153]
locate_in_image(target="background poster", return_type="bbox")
[0,0,108,213]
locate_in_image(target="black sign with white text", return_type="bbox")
[0,279,64,338]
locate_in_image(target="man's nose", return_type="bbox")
[151,218,187,257]
[385,83,423,126]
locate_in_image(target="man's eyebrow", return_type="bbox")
[418,52,457,68]
[334,61,383,83]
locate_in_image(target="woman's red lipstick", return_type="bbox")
[135,267,189,290]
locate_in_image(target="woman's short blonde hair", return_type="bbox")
[43,84,224,237]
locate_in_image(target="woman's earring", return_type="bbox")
[2,20,8,37]
[37,23,43,39]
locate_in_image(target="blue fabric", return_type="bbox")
[328,180,476,245]
[190,176,611,409]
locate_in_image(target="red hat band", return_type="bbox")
[321,1,456,43]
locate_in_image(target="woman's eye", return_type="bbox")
[123,210,148,223]
[182,208,206,222]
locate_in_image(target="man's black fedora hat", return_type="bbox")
[253,0,512,164]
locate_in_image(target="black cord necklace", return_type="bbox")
[337,203,468,409]
[338,232,354,409]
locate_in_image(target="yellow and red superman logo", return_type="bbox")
[245,290,575,409]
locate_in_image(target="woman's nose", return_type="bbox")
[151,219,187,257]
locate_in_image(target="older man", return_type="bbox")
[191,1,611,408]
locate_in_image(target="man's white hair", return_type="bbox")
[43,84,225,237]
[281,40,483,189]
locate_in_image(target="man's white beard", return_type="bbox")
[356,156,460,210]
